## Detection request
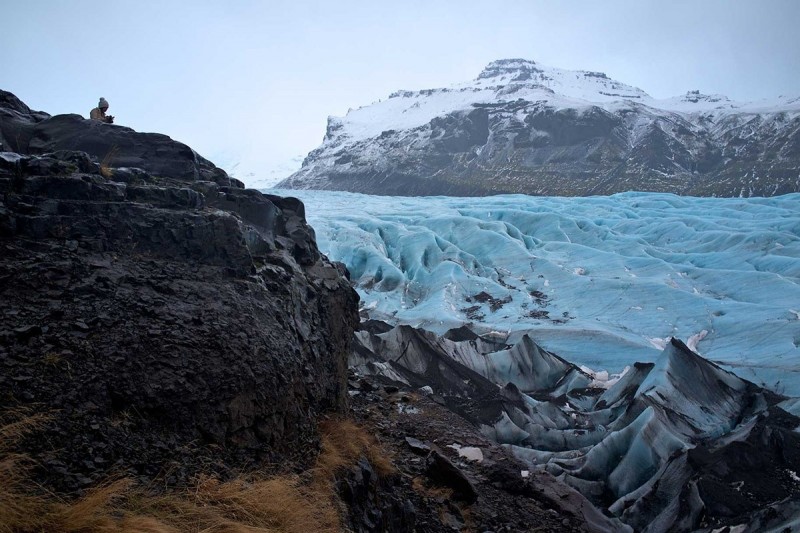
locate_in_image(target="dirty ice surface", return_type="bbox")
[270,190,800,396]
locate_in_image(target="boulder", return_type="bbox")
[0,89,50,152]
[425,449,478,503]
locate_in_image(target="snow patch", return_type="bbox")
[397,404,419,415]
[647,337,670,351]
[0,152,24,163]
[447,444,484,463]
[711,526,746,533]
[687,330,709,352]
[579,365,630,389]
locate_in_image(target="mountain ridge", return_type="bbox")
[278,58,800,197]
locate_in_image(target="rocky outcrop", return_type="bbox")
[278,59,800,197]
[346,369,626,533]
[0,90,50,153]
[0,89,236,186]
[0,90,359,491]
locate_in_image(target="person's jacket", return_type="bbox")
[90,107,112,123]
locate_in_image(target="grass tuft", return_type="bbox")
[316,418,394,484]
[0,409,52,533]
[0,411,391,532]
[99,146,118,178]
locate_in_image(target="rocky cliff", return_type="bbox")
[278,58,800,197]
[0,90,359,491]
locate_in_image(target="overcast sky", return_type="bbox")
[2,0,798,187]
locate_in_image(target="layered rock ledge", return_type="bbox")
[0,90,359,490]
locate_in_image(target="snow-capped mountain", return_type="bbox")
[277,59,800,197]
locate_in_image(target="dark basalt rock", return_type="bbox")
[0,90,51,153]
[688,406,800,524]
[337,457,417,533]
[425,449,478,503]
[0,91,360,492]
[347,368,627,532]
[404,436,431,455]
[0,89,235,186]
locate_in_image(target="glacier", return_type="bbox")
[349,320,800,532]
[273,188,800,531]
[271,189,800,397]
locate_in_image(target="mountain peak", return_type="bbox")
[478,58,541,81]
[473,58,646,101]
[679,90,731,104]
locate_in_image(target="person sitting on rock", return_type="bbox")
[89,97,114,124]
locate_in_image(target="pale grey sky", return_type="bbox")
[2,0,798,187]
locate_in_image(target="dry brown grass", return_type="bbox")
[411,475,454,501]
[0,409,52,533]
[99,146,118,179]
[316,418,394,484]
[48,474,342,533]
[0,454,51,533]
[0,412,391,533]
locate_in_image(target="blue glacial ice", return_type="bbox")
[271,189,800,396]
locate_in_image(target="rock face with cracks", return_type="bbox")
[0,90,360,491]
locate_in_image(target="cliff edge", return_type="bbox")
[0,90,360,491]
